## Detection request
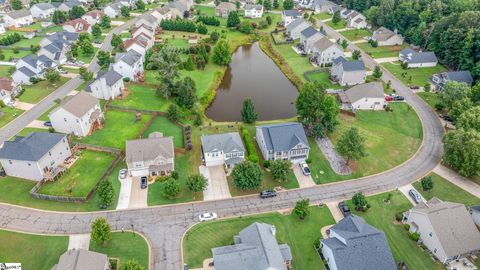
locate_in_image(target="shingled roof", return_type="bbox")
[257,122,309,152]
[53,91,99,118]
[201,132,245,153]
[0,132,67,161]
[344,82,384,103]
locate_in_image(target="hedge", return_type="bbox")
[241,127,259,163]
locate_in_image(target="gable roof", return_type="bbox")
[0,132,67,161]
[283,9,301,17]
[257,122,309,152]
[51,249,108,270]
[63,18,90,32]
[7,10,31,19]
[312,37,341,52]
[0,78,14,92]
[333,56,365,71]
[372,27,399,41]
[400,48,438,64]
[344,82,384,102]
[32,3,55,10]
[301,26,319,38]
[125,133,174,164]
[53,91,98,118]
[436,71,474,86]
[17,66,36,77]
[286,18,309,32]
[216,1,236,10]
[83,10,104,19]
[97,70,123,86]
[245,4,263,10]
[201,132,245,153]
[115,50,142,66]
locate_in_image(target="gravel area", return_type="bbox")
[315,137,352,175]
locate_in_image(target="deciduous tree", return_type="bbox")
[91,217,111,245]
[352,192,368,210]
[232,161,263,190]
[212,39,231,66]
[337,127,367,165]
[283,0,294,10]
[98,180,114,207]
[120,259,145,270]
[186,174,208,192]
[441,81,471,109]
[227,11,240,27]
[121,6,130,17]
[293,198,310,220]
[162,178,180,199]
[443,129,480,177]
[421,176,433,190]
[270,160,292,183]
[457,106,480,132]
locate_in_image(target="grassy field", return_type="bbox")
[417,92,441,109]
[357,43,408,58]
[75,110,151,149]
[111,83,170,112]
[76,47,98,64]
[183,206,335,269]
[348,192,445,270]
[413,173,480,206]
[326,19,347,29]
[314,13,332,20]
[382,62,447,87]
[16,127,48,136]
[2,49,31,61]
[37,150,116,197]
[18,77,70,103]
[272,43,313,82]
[141,116,184,148]
[0,230,68,270]
[305,70,343,89]
[0,65,12,77]
[89,232,149,269]
[340,29,371,41]
[0,107,24,128]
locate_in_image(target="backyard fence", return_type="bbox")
[302,68,329,82]
[339,109,356,117]
[270,30,294,45]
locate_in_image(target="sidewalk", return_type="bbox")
[433,165,480,198]
[374,57,398,63]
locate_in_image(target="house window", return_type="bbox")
[429,232,432,237]
[8,160,12,164]
[27,163,31,166]
[433,248,437,253]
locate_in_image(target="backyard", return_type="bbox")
[356,43,407,58]
[382,62,447,87]
[326,19,347,29]
[183,206,335,269]
[18,77,70,104]
[111,82,170,112]
[314,13,332,21]
[141,116,184,148]
[305,70,343,89]
[417,92,441,109]
[340,29,371,41]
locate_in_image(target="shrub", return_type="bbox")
[395,212,403,222]
[197,16,220,26]
[232,161,263,190]
[160,19,196,32]
[263,160,271,169]
[421,176,433,190]
[240,127,259,163]
[403,224,410,231]
[48,127,55,133]
[170,171,179,180]
[409,232,420,242]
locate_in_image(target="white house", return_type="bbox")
[63,18,91,33]
[346,11,367,29]
[338,82,386,111]
[282,10,301,26]
[104,2,123,18]
[125,132,174,177]
[124,37,148,56]
[112,50,144,81]
[12,55,57,85]
[0,78,20,104]
[87,70,124,100]
[403,198,480,264]
[49,91,104,137]
[57,0,82,12]
[371,27,403,46]
[430,71,474,92]
[300,26,324,53]
[3,10,33,27]
[244,4,263,18]
[285,18,311,40]
[310,37,344,66]
[201,132,245,168]
[135,14,159,30]
[331,57,366,86]
[131,24,155,40]
[399,48,438,68]
[30,3,56,19]
[151,6,174,21]
[0,132,72,181]
[82,10,104,25]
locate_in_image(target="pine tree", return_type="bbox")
[241,98,257,124]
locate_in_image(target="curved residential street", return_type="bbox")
[0,17,444,270]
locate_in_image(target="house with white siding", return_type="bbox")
[87,70,124,100]
[3,10,33,27]
[300,26,324,53]
[12,55,57,85]
[201,132,245,168]
[331,56,366,86]
[310,37,344,66]
[63,18,91,33]
[399,48,438,68]
[285,18,311,40]
[282,9,301,26]
[30,3,56,19]
[338,82,386,110]
[429,71,474,92]
[371,27,403,46]
[104,2,123,18]
[82,10,104,25]
[112,50,144,81]
[245,4,263,18]
[0,78,20,104]
[346,11,367,29]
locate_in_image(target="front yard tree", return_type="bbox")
[167,104,181,122]
[352,50,361,60]
[332,10,341,24]
[98,180,114,207]
[443,129,480,177]
[80,39,94,55]
[457,106,480,132]
[449,98,473,121]
[101,15,111,28]
[52,10,68,24]
[135,0,145,11]
[121,6,130,18]
[341,39,348,49]
[283,0,294,10]
[293,198,310,220]
[241,98,257,124]
[263,0,271,10]
[79,67,93,81]
[10,0,22,10]
[175,76,197,109]
[270,160,292,183]
[213,39,231,66]
[97,51,112,69]
[69,5,86,19]
[273,0,279,9]
[162,178,180,199]
[45,69,60,83]
[420,176,433,191]
[186,174,208,192]
[352,192,368,210]
[92,24,102,40]
[227,11,240,28]
[440,81,471,109]
[337,127,367,165]
[373,65,383,79]
[91,217,111,245]
[120,259,145,270]
[111,34,123,50]
[232,161,263,190]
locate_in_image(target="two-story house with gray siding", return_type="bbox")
[112,50,144,81]
[285,18,311,40]
[310,37,344,66]
[256,122,310,163]
[300,26,324,53]
[87,70,124,100]
[201,132,245,168]
[0,132,72,181]
[331,56,366,86]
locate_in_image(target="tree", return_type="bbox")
[283,0,294,10]
[337,127,367,165]
[241,98,257,124]
[91,217,111,245]
[457,106,480,132]
[30,44,40,54]
[10,0,22,10]
[449,98,473,121]
[332,10,341,24]
[135,0,145,10]
[293,198,310,220]
[212,39,231,66]
[80,39,94,55]
[111,33,123,50]
[121,6,130,17]
[263,0,271,10]
[441,81,471,109]
[175,76,197,108]
[120,259,145,270]
[227,11,240,28]
[186,174,208,192]
[162,178,180,199]
[231,161,263,190]
[167,104,181,122]
[373,65,383,78]
[79,67,93,81]
[420,176,433,190]
[443,129,480,177]
[266,15,272,25]
[273,0,279,9]
[197,23,208,34]
[97,51,112,69]
[69,5,86,19]
[52,10,68,24]
[45,69,60,83]
[92,24,102,40]
[210,31,219,43]
[352,192,368,210]
[149,47,181,99]
[98,180,114,207]
[239,21,254,34]
[352,50,361,60]
[341,39,348,49]
[101,14,111,28]
[270,160,292,183]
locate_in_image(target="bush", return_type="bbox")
[409,232,420,242]
[155,175,170,182]
[170,171,179,180]
[160,19,196,32]
[0,33,21,46]
[232,161,263,190]
[197,16,220,26]
[421,176,433,190]
[403,223,410,231]
[263,160,271,169]
[395,212,403,222]
[241,128,259,163]
[434,102,444,111]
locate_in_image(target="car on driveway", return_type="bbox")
[299,161,311,176]
[43,121,52,127]
[408,189,422,204]
[394,95,405,101]
[140,176,148,189]
[119,169,127,179]
[199,212,217,222]
[338,201,351,217]
[260,189,277,199]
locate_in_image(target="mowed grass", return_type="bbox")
[382,62,447,87]
[18,77,70,103]
[141,116,184,148]
[0,65,12,77]
[0,107,24,128]
[348,192,445,270]
[340,28,371,41]
[183,206,335,269]
[413,173,480,206]
[272,43,314,81]
[314,13,332,20]
[356,42,408,58]
[89,232,149,269]
[75,110,151,149]
[326,19,347,29]
[305,70,343,89]
[111,83,170,112]
[16,127,48,136]
[417,91,441,109]
[0,230,68,270]
[37,150,116,197]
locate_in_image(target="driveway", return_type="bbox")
[129,177,148,208]
[68,234,90,250]
[200,165,231,201]
[292,165,316,188]
[26,120,48,129]
[374,57,399,63]
[398,184,426,205]
[116,175,132,210]
[15,101,35,111]
[326,201,344,222]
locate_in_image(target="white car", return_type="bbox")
[299,161,311,176]
[199,212,217,222]
[119,169,127,179]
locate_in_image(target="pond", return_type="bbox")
[205,42,299,122]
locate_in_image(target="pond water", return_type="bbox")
[205,42,299,122]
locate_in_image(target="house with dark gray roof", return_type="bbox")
[245,4,263,18]
[3,10,33,27]
[331,56,366,86]
[87,70,124,100]
[310,36,344,66]
[30,3,55,19]
[299,0,338,14]
[430,71,474,92]
[470,205,480,227]
[0,132,72,181]
[285,18,311,40]
[57,0,82,12]
[338,82,386,110]
[112,50,144,81]
[201,132,245,168]
[282,9,301,26]
[399,48,438,68]
[371,27,403,46]
[51,249,109,270]
[212,222,292,270]
[12,55,57,85]
[300,26,324,53]
[256,122,310,163]
[321,215,396,270]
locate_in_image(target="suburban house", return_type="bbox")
[165,0,194,17]
[124,37,149,56]
[63,18,92,33]
[201,132,245,168]
[112,50,144,81]
[3,10,34,27]
[285,18,311,40]
[87,70,124,100]
[104,2,124,18]
[471,206,480,227]
[282,9,301,26]
[256,122,310,163]
[215,2,236,18]
[0,77,20,104]
[38,31,78,65]
[212,223,292,270]
[12,55,57,85]
[340,9,353,19]
[82,10,104,25]
[151,6,174,21]
[125,132,174,177]
[244,4,263,18]
[49,91,104,137]
[399,48,438,68]
[51,249,109,270]
[331,57,366,86]
[403,198,480,264]
[429,71,474,92]
[131,24,155,40]
[40,31,79,48]
[57,0,82,12]
[371,27,403,46]
[299,0,338,14]
[30,3,56,19]
[0,132,72,181]
[321,215,397,270]
[135,14,159,30]
[346,11,367,29]
[300,26,324,53]
[338,82,386,110]
[310,37,344,66]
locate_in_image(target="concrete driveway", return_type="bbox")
[129,177,148,208]
[200,165,231,201]
[68,234,90,250]
[326,201,344,222]
[116,175,132,210]
[292,165,316,188]
[398,184,426,205]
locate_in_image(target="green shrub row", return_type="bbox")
[241,127,259,163]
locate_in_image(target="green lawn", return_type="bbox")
[15,36,43,47]
[0,65,12,77]
[2,49,31,61]
[37,150,116,197]
[18,77,70,103]
[141,116,184,148]
[357,42,408,58]
[340,29,371,41]
[314,13,332,21]
[75,110,151,149]
[413,173,480,206]
[76,47,98,64]
[183,206,335,269]
[382,62,447,87]
[305,70,343,89]
[326,19,347,29]
[89,232,149,269]
[272,43,314,81]
[111,83,170,112]
[16,127,49,136]
[417,92,440,109]
[348,192,445,270]
[0,230,68,270]
[0,107,24,128]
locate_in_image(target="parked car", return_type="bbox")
[199,212,217,221]
[385,95,394,102]
[58,69,67,74]
[299,161,311,176]
[119,169,127,179]
[140,176,148,189]
[260,189,277,199]
[43,121,52,127]
[338,201,351,217]
[408,189,422,204]
[443,115,454,122]
[394,95,405,101]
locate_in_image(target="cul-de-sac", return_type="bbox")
[0,0,479,269]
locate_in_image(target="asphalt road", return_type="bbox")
[0,20,445,270]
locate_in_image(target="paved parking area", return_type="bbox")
[200,165,231,201]
[129,177,148,208]
[326,201,344,222]
[398,184,426,205]
[116,175,132,210]
[68,234,90,250]
[26,120,48,129]
[292,165,316,188]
